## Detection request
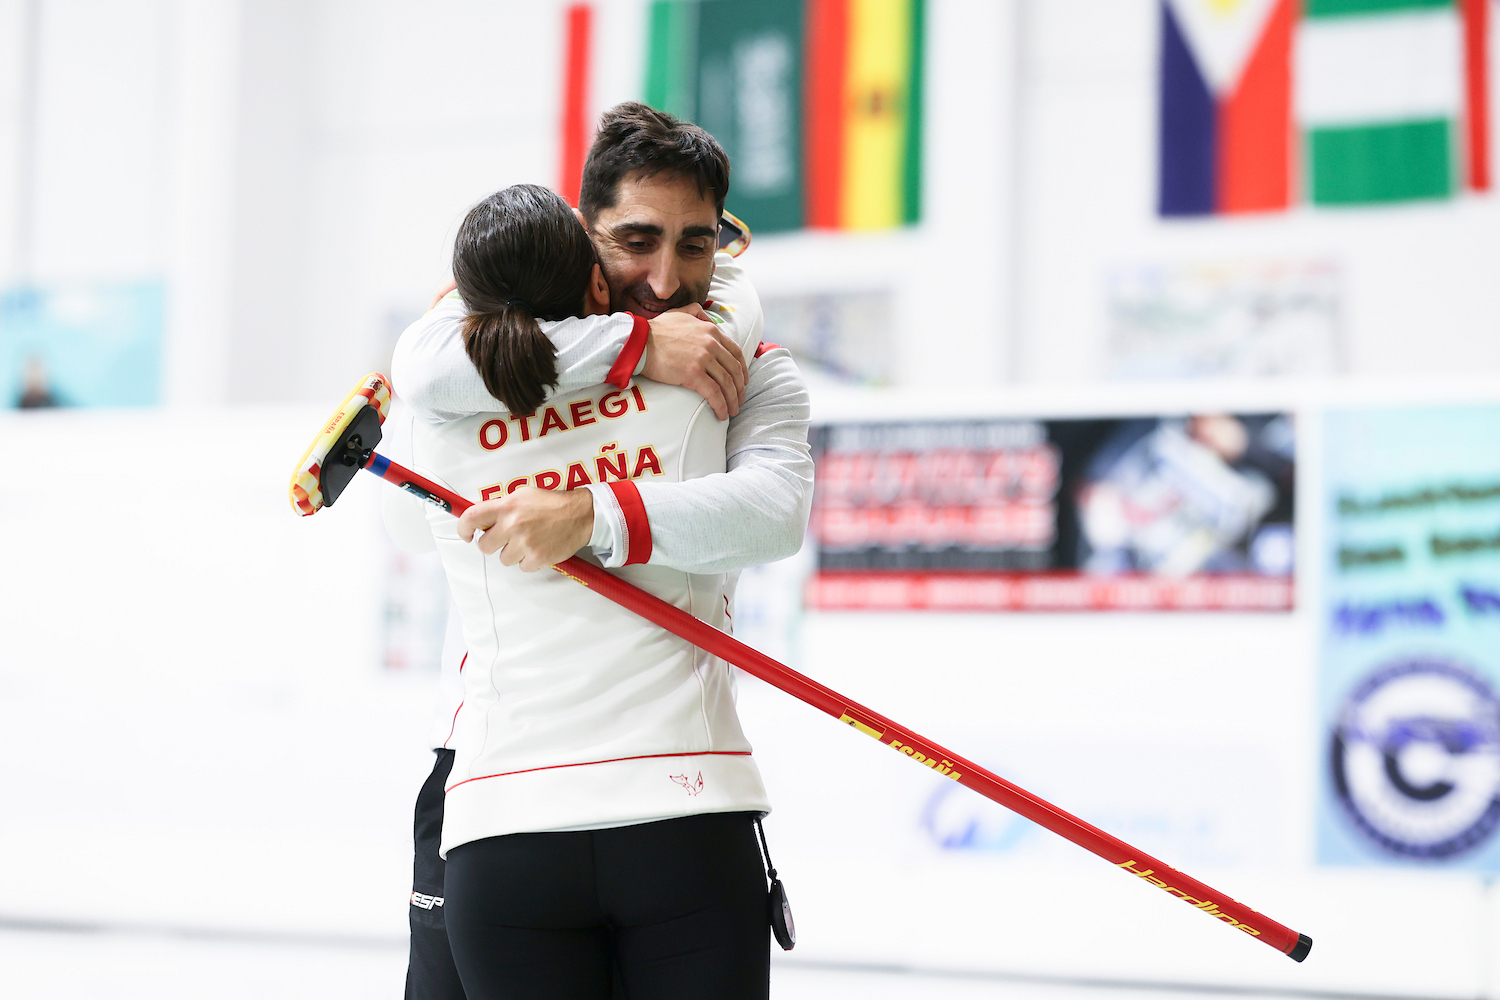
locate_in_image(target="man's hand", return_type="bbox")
[457,487,594,572]
[643,307,749,420]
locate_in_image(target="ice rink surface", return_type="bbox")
[0,924,1319,1000]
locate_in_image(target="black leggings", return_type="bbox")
[444,812,769,1000]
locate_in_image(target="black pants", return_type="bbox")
[406,749,466,1000]
[444,811,770,1000]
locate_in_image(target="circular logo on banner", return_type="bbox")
[1331,659,1500,860]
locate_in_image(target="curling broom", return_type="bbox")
[290,373,1312,963]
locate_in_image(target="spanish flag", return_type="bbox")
[806,0,925,230]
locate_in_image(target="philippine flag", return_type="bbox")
[1158,0,1492,217]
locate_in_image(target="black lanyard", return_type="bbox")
[754,818,795,951]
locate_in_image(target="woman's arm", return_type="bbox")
[391,292,747,421]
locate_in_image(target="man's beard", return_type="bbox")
[611,279,707,318]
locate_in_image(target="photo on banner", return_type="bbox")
[1319,404,1500,869]
[1106,259,1343,380]
[805,413,1295,611]
[0,281,164,409]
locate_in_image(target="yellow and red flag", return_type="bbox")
[806,0,924,230]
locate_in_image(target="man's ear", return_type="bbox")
[573,206,589,231]
[585,263,611,315]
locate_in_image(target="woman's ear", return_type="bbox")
[584,263,611,316]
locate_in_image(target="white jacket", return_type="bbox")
[405,271,780,855]
[392,256,814,573]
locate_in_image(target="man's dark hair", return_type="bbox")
[578,102,731,224]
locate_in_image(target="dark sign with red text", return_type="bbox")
[806,414,1295,611]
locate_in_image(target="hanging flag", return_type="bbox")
[645,0,699,123]
[696,0,806,232]
[1159,0,1491,216]
[1300,0,1464,204]
[645,0,925,233]
[558,3,594,207]
[1158,0,1296,216]
[1460,0,1490,190]
[806,0,924,229]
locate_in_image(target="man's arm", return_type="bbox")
[584,346,813,573]
[454,254,812,575]
[392,293,747,421]
[458,347,812,575]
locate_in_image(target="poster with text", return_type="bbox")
[805,413,1295,611]
[1320,405,1500,869]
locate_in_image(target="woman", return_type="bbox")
[405,183,791,999]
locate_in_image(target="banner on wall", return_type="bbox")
[0,281,163,409]
[1319,405,1500,868]
[1158,0,1492,216]
[805,413,1296,611]
[645,0,924,233]
[1106,258,1343,379]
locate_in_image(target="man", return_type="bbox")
[384,188,756,1000]
[389,102,811,999]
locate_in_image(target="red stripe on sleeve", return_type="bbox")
[754,341,782,358]
[607,314,650,388]
[607,479,652,566]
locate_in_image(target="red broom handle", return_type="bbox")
[365,456,1312,961]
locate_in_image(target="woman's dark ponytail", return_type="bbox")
[461,303,556,415]
[451,184,599,414]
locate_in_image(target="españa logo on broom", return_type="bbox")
[838,710,962,781]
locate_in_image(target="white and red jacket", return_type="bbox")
[388,254,814,767]
[392,255,813,574]
[402,264,798,855]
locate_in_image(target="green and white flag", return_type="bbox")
[1297,0,1469,204]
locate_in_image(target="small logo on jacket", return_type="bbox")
[410,891,444,910]
[671,772,705,796]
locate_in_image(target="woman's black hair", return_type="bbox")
[452,183,598,415]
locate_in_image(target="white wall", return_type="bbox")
[161,0,241,408]
[1013,0,1500,383]
[7,0,1498,405]
[0,405,427,937]
[28,0,173,283]
[0,0,32,279]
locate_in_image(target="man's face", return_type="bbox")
[587,171,718,318]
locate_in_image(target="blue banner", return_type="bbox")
[1319,405,1500,868]
[0,280,164,409]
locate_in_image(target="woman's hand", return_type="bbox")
[457,487,594,572]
